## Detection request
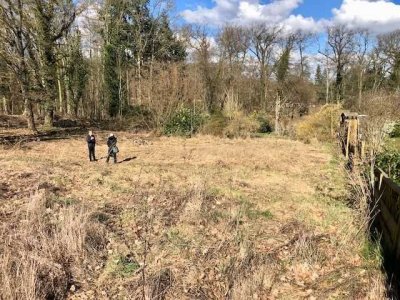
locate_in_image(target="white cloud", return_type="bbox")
[181,0,321,33]
[181,0,400,34]
[332,0,400,33]
[283,15,325,33]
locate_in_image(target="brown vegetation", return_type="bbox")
[0,133,386,299]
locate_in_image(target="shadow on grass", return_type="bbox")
[118,157,137,164]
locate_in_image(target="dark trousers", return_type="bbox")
[106,151,117,163]
[88,146,96,161]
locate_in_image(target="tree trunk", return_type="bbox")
[260,63,266,110]
[24,99,37,132]
[336,63,343,103]
[275,92,281,135]
[21,83,37,132]
[73,103,78,118]
[299,46,304,79]
[137,56,142,105]
[44,107,54,127]
[325,61,329,104]
[57,64,64,114]
[2,96,9,115]
[358,69,363,109]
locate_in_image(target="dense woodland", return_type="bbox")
[1,0,400,134]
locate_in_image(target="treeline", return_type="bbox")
[1,0,400,133]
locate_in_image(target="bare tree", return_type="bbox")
[184,25,222,113]
[275,34,296,134]
[375,30,400,91]
[0,0,37,131]
[217,25,249,113]
[249,24,281,110]
[354,30,370,109]
[294,31,315,79]
[320,25,355,103]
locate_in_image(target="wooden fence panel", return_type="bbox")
[374,168,400,262]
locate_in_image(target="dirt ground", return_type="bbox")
[0,132,386,299]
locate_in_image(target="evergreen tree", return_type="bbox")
[152,14,186,62]
[314,64,326,102]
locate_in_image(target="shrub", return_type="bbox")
[200,113,228,136]
[296,104,342,143]
[389,123,400,138]
[376,149,400,184]
[163,108,203,136]
[255,114,273,133]
[124,105,156,130]
[223,113,259,139]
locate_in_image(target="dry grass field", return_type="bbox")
[0,132,386,299]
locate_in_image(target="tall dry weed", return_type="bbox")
[0,191,106,299]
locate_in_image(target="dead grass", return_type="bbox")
[0,132,386,299]
[295,104,342,143]
[0,190,107,299]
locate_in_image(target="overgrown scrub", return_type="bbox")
[163,107,203,136]
[296,104,342,143]
[254,113,273,134]
[0,191,106,299]
[200,113,228,136]
[223,113,259,138]
[376,148,400,183]
[389,123,400,138]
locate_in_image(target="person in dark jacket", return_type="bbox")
[106,133,118,164]
[86,130,96,162]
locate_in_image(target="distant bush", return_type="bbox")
[376,149,400,184]
[163,107,203,136]
[254,114,273,134]
[296,104,342,143]
[123,105,156,130]
[201,112,269,138]
[200,113,228,136]
[223,113,259,139]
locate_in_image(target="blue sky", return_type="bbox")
[293,1,343,19]
[177,0,343,20]
[177,0,400,34]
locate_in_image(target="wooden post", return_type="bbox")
[345,116,358,159]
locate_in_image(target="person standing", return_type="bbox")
[106,133,118,164]
[86,130,96,162]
